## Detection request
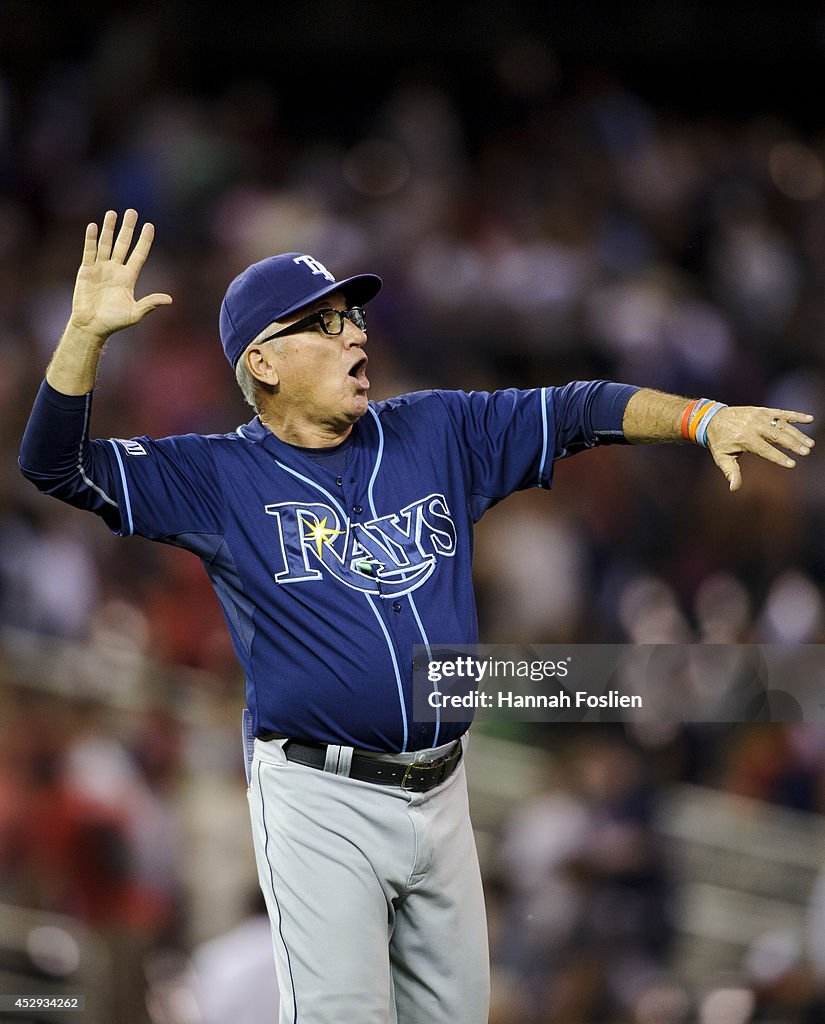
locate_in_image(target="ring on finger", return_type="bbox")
[770,417,782,429]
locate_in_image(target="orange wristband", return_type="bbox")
[680,400,700,440]
[688,401,715,443]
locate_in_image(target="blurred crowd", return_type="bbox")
[2,9,825,1023]
[487,724,825,1024]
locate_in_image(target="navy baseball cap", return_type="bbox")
[219,252,382,368]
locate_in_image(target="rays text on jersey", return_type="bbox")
[264,493,457,597]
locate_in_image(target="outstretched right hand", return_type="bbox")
[69,208,173,343]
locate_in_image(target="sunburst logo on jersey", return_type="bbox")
[301,515,345,559]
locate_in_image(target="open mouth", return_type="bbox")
[349,355,369,389]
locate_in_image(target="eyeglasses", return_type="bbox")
[259,306,367,344]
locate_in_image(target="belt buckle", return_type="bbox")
[401,751,452,792]
[401,761,433,792]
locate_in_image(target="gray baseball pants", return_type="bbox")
[247,735,490,1024]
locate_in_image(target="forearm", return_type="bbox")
[551,381,639,456]
[622,388,693,444]
[45,323,108,396]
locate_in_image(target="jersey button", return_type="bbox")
[352,505,363,514]
[336,476,343,487]
[392,602,402,612]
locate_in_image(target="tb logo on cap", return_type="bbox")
[293,255,335,281]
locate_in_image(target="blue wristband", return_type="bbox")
[694,401,727,447]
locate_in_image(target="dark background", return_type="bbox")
[4,2,825,131]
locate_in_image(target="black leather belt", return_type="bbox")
[282,739,462,792]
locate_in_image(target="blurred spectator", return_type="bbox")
[187,890,279,1024]
[0,503,100,639]
[720,724,825,814]
[0,692,184,1024]
[493,731,672,1023]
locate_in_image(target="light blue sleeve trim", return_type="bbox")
[537,386,549,488]
[365,594,409,752]
[107,440,134,536]
[76,396,117,508]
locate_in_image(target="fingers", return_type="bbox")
[125,222,156,273]
[718,438,797,493]
[765,411,815,454]
[85,210,155,267]
[82,222,98,265]
[748,437,797,469]
[768,409,815,425]
[732,423,800,468]
[96,209,117,260]
[713,452,742,492]
[774,426,814,455]
[111,208,139,263]
[135,293,174,318]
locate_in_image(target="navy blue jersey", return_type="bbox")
[20,380,636,751]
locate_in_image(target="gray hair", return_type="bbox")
[234,324,282,412]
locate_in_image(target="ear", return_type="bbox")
[245,343,280,387]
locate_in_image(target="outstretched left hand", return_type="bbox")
[707,406,815,491]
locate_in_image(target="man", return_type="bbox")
[19,210,815,1024]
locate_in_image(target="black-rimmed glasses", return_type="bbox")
[259,306,367,344]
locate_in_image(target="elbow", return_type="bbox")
[18,455,43,489]
[18,456,71,496]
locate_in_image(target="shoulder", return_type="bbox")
[107,425,251,465]
[367,389,550,436]
[369,389,490,420]
[371,389,446,415]
[367,390,477,438]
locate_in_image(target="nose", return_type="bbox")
[344,318,367,347]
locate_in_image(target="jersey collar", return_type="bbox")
[239,414,366,459]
